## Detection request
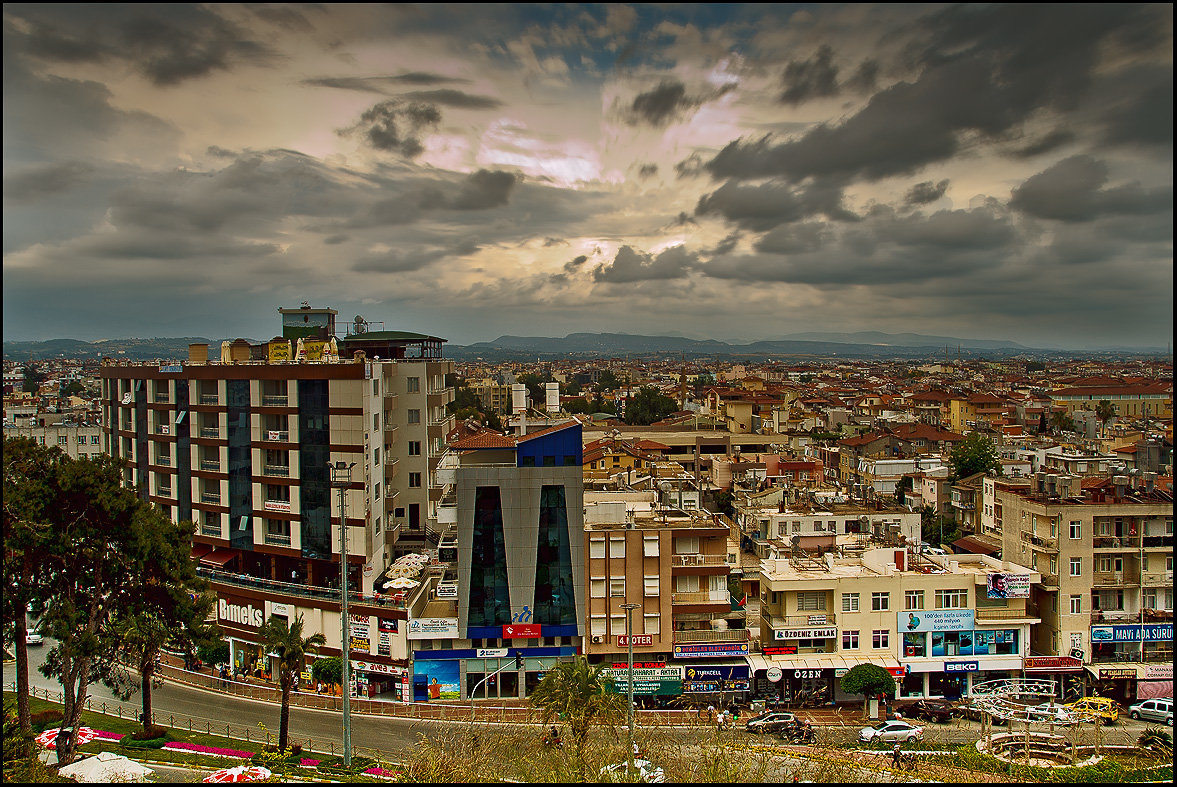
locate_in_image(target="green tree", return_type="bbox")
[839,664,897,715]
[529,655,626,771]
[1,438,63,734]
[310,656,343,688]
[920,504,961,547]
[948,433,1002,480]
[594,369,621,392]
[623,386,678,426]
[21,364,46,395]
[1094,400,1116,437]
[258,614,326,752]
[2,699,62,783]
[1049,410,1077,434]
[198,640,230,666]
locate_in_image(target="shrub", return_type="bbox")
[129,725,168,741]
[29,710,64,732]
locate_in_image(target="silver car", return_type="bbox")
[859,720,924,743]
[1127,698,1173,726]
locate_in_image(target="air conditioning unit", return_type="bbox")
[591,635,603,644]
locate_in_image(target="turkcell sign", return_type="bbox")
[1090,623,1173,643]
[945,661,979,673]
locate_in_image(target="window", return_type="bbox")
[589,615,606,637]
[797,592,826,611]
[609,578,625,597]
[843,631,859,649]
[77,435,86,444]
[643,613,660,635]
[408,472,422,488]
[1069,521,1081,539]
[872,630,889,649]
[407,377,420,393]
[609,538,625,559]
[590,579,605,598]
[1070,557,1082,577]
[408,441,421,456]
[935,589,967,609]
[374,447,380,466]
[643,536,659,557]
[407,409,421,424]
[610,614,625,635]
[644,576,659,596]
[871,592,890,612]
[374,483,380,500]
[842,593,860,613]
[905,590,925,610]
[58,435,68,445]
[91,435,100,444]
[1069,595,1082,614]
[589,538,605,559]
[903,631,926,657]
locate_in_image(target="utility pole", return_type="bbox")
[330,460,357,768]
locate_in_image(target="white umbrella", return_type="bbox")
[202,765,272,783]
[385,577,419,590]
[58,751,154,783]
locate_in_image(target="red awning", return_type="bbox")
[190,543,213,561]
[200,549,236,567]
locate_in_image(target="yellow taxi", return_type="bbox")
[1065,697,1119,724]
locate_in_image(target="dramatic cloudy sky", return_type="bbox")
[3,4,1172,348]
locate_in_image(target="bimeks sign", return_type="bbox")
[218,598,264,628]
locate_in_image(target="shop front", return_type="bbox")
[1088,622,1174,703]
[898,610,1023,698]
[1023,655,1085,700]
[671,641,752,706]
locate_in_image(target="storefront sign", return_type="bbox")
[774,627,837,640]
[886,666,908,678]
[673,643,749,658]
[476,648,508,658]
[766,667,783,682]
[986,573,1030,599]
[1144,663,1172,680]
[601,666,682,696]
[1024,656,1083,672]
[792,669,822,679]
[436,583,458,599]
[502,624,541,639]
[218,597,264,629]
[1090,623,1173,643]
[612,662,666,669]
[1098,668,1137,680]
[352,660,405,676]
[270,603,290,617]
[684,665,749,680]
[159,365,183,374]
[617,635,653,647]
[407,617,459,640]
[945,661,979,673]
[899,609,974,633]
[762,645,798,656]
[807,615,831,625]
[264,499,291,512]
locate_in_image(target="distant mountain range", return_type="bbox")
[3,332,1165,362]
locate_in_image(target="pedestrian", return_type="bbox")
[891,742,902,768]
[706,703,716,723]
[317,681,323,695]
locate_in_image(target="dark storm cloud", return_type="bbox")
[754,223,830,255]
[904,179,949,206]
[564,255,588,272]
[7,5,277,86]
[1010,155,1173,222]
[1008,130,1075,159]
[592,245,697,283]
[668,212,697,228]
[638,164,659,178]
[342,101,442,158]
[694,179,857,231]
[4,161,96,202]
[780,45,839,105]
[708,4,1169,183]
[449,170,519,210]
[623,80,734,127]
[303,73,467,94]
[402,89,501,110]
[1100,71,1174,148]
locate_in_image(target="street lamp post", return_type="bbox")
[330,460,357,768]
[621,602,640,774]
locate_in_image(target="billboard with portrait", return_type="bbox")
[986,573,1030,599]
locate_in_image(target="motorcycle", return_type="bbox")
[781,723,815,744]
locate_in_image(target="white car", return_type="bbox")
[1029,703,1071,724]
[25,632,44,646]
[1128,698,1173,726]
[599,759,666,783]
[859,720,924,743]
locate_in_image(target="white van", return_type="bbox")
[1127,697,1173,725]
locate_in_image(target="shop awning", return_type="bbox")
[952,535,1002,556]
[1085,664,1145,680]
[200,549,236,567]
[746,655,775,673]
[190,543,213,561]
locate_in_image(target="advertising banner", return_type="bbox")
[1090,623,1173,643]
[673,643,750,658]
[407,618,460,640]
[1024,656,1083,672]
[899,609,975,633]
[414,660,461,700]
[774,627,837,640]
[502,624,541,639]
[601,666,681,696]
[986,573,1030,599]
[684,665,749,680]
[377,618,396,657]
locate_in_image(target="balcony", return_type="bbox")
[153,394,170,404]
[671,554,731,568]
[1092,569,1140,586]
[262,464,290,477]
[673,628,751,644]
[264,532,292,547]
[199,427,221,439]
[1090,610,1141,624]
[197,567,408,610]
[768,613,837,627]
[1039,572,1059,587]
[155,456,172,467]
[975,607,1039,621]
[157,487,172,497]
[262,395,289,407]
[1142,571,1174,585]
[1020,531,1057,551]
[1091,648,1175,664]
[200,460,221,472]
[1093,536,1141,549]
[1143,534,1173,548]
[200,524,222,538]
[199,394,219,405]
[200,492,222,505]
[671,591,730,605]
[262,430,290,442]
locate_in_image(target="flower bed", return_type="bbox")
[161,741,255,759]
[364,766,399,779]
[92,729,125,741]
[300,758,321,767]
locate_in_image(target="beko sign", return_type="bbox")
[218,598,264,628]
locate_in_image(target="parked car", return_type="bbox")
[1029,702,1071,724]
[599,759,666,783]
[1127,698,1173,726]
[897,699,957,723]
[859,720,924,743]
[744,711,798,734]
[25,632,44,646]
[957,699,1008,726]
[1065,697,1119,725]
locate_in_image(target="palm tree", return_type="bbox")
[258,614,325,752]
[1094,399,1116,438]
[529,655,626,768]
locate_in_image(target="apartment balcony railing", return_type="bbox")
[261,395,289,407]
[200,492,222,504]
[262,430,290,442]
[199,394,219,405]
[1040,572,1059,587]
[671,591,730,605]
[1020,531,1057,551]
[199,427,221,438]
[153,394,170,404]
[1092,570,1140,586]
[1143,535,1173,548]
[766,613,837,627]
[671,554,731,568]
[200,524,222,538]
[673,628,751,644]
[196,568,408,610]
[1142,571,1174,585]
[975,607,1038,620]
[264,532,292,547]
[1093,536,1141,549]
[1091,648,1175,664]
[155,456,172,467]
[157,487,172,497]
[200,460,221,472]
[1090,610,1142,624]
[262,464,290,477]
